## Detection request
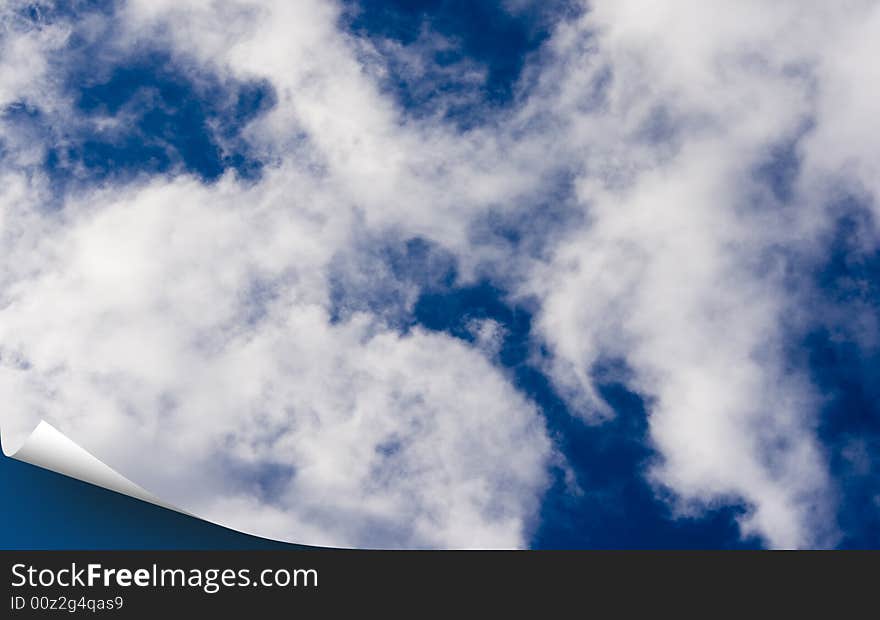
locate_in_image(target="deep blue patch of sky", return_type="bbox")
[5,2,275,198]
[803,205,880,548]
[56,51,273,188]
[758,138,880,548]
[340,0,582,126]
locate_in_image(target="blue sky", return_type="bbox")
[1,0,879,549]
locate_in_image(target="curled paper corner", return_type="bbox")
[2,419,187,516]
[1,421,318,547]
